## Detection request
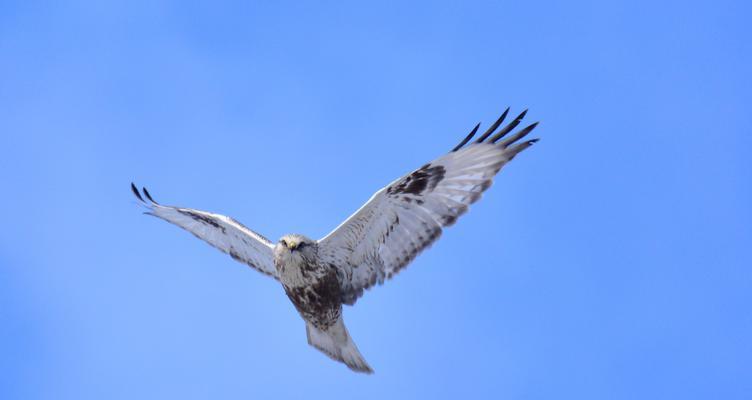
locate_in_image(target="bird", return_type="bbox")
[131,107,539,373]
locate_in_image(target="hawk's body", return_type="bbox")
[274,235,372,371]
[132,108,539,373]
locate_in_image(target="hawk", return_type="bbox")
[131,108,539,373]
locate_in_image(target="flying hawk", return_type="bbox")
[131,108,539,373]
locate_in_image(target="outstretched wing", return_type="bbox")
[317,108,539,304]
[131,184,278,279]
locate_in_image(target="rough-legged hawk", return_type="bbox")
[131,108,539,373]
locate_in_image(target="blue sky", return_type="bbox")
[1,0,750,399]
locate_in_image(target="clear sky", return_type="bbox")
[1,1,750,399]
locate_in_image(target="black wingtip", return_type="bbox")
[476,107,510,143]
[523,121,539,133]
[489,109,529,143]
[516,109,529,122]
[470,122,481,135]
[131,182,145,202]
[499,121,540,148]
[451,122,482,152]
[142,187,158,204]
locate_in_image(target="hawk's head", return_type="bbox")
[274,234,317,262]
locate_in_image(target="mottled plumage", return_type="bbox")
[132,107,539,373]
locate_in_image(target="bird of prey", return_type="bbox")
[131,108,539,373]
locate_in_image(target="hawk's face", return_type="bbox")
[274,234,317,265]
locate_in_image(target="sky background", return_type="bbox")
[1,1,750,399]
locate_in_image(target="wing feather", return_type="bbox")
[318,109,539,304]
[131,184,278,279]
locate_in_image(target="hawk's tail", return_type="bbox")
[306,317,373,374]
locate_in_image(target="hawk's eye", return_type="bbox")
[279,239,288,247]
[298,242,309,250]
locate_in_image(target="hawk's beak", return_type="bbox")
[287,241,298,251]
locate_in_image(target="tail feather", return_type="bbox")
[306,317,373,374]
